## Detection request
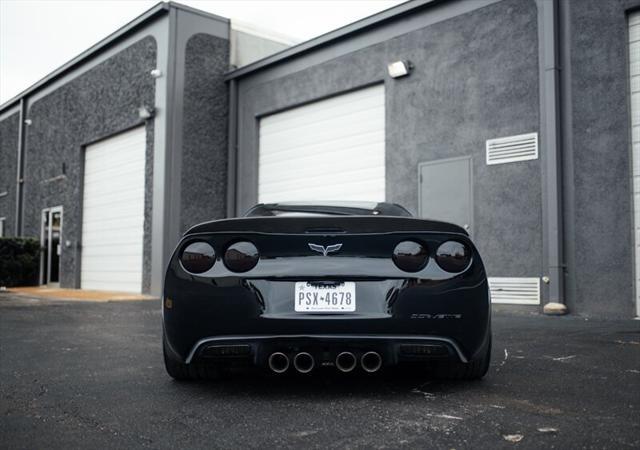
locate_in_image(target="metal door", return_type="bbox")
[418,156,473,233]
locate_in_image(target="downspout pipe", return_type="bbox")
[537,0,567,315]
[226,77,238,218]
[15,98,27,236]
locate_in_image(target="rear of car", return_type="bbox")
[162,202,491,380]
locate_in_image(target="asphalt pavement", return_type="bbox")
[0,293,638,449]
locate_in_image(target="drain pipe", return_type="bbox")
[226,78,238,218]
[14,98,27,236]
[537,0,567,315]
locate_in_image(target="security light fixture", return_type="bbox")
[387,60,413,79]
[138,105,155,120]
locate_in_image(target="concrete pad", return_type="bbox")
[6,286,156,302]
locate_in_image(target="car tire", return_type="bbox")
[163,335,221,381]
[433,335,491,380]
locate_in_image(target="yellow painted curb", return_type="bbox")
[5,287,158,302]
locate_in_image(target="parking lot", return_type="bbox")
[1,293,638,449]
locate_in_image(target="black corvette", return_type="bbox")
[162,202,491,380]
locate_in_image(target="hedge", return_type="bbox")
[0,238,40,287]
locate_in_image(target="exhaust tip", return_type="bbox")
[335,351,357,373]
[268,352,289,373]
[293,352,315,373]
[361,351,382,373]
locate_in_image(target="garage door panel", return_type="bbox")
[259,165,384,192]
[81,270,144,283]
[82,189,145,208]
[81,216,145,232]
[261,102,385,138]
[259,84,385,204]
[82,190,146,206]
[260,145,382,177]
[81,253,142,266]
[83,179,145,194]
[81,232,144,246]
[86,128,145,149]
[261,87,382,127]
[261,89,384,134]
[260,130,385,165]
[81,127,145,293]
[263,178,386,203]
[83,177,144,192]
[83,161,146,183]
[261,125,385,154]
[84,145,146,164]
[83,160,146,180]
[81,246,143,259]
[260,113,385,153]
[83,194,146,212]
[83,180,145,196]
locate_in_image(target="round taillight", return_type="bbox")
[180,241,215,274]
[224,241,259,272]
[392,241,429,272]
[435,241,471,272]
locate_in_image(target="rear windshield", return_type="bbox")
[244,202,412,217]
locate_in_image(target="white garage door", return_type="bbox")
[629,12,640,316]
[81,127,146,293]
[258,84,385,203]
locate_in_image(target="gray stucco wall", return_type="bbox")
[235,0,541,280]
[565,0,640,317]
[180,33,229,233]
[22,36,156,290]
[0,113,19,236]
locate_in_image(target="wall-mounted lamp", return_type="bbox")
[387,60,413,79]
[138,105,155,120]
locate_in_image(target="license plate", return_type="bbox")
[294,282,356,312]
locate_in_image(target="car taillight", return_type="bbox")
[392,241,429,272]
[224,241,259,272]
[180,241,215,274]
[435,241,471,272]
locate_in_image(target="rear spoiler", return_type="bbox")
[185,216,468,236]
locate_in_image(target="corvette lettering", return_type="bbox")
[410,313,462,319]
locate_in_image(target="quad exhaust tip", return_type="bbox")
[361,351,382,373]
[268,352,289,373]
[335,351,357,373]
[270,351,380,374]
[293,352,315,373]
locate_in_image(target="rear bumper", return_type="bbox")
[186,334,468,366]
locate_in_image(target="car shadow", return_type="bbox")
[171,367,487,401]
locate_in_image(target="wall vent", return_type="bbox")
[488,277,540,305]
[486,132,538,165]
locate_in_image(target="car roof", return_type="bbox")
[244,201,413,217]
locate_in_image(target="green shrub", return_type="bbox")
[0,238,40,287]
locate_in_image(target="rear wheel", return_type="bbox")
[163,335,221,381]
[433,336,491,380]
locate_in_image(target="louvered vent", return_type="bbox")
[486,132,538,165]
[488,277,540,305]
